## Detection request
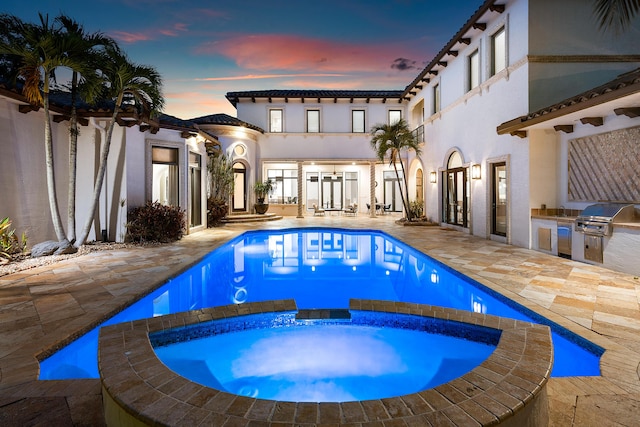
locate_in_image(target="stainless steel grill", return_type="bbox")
[574,203,636,236]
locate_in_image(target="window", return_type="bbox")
[267,169,298,204]
[306,109,320,133]
[352,110,365,133]
[345,172,358,206]
[468,49,480,90]
[152,146,179,206]
[269,109,283,133]
[388,110,402,125]
[306,172,319,210]
[433,84,440,114]
[491,27,506,76]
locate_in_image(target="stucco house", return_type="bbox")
[1,0,639,276]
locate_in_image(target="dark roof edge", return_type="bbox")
[401,0,498,98]
[225,90,404,107]
[496,68,640,135]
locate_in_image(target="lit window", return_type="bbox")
[269,109,283,133]
[152,146,179,206]
[433,84,440,114]
[468,49,480,90]
[306,109,320,133]
[491,27,506,76]
[352,110,365,133]
[389,110,401,125]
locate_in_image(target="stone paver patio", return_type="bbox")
[0,215,639,426]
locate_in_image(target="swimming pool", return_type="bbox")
[39,227,604,379]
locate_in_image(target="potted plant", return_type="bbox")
[254,179,274,214]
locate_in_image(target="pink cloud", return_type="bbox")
[109,31,153,43]
[165,91,235,118]
[109,22,189,43]
[196,34,417,73]
[159,22,189,37]
[195,73,347,82]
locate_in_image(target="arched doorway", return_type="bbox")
[232,162,247,212]
[443,152,469,227]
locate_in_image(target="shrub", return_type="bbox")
[409,200,424,220]
[126,202,185,243]
[0,217,27,260]
[207,197,228,226]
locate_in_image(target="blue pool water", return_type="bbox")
[152,311,499,402]
[39,227,604,380]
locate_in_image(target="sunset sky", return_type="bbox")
[4,0,482,119]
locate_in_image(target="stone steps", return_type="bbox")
[220,213,283,223]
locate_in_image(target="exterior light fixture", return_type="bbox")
[429,171,437,183]
[471,164,481,180]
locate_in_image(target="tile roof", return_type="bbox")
[190,113,264,133]
[497,67,640,134]
[225,90,404,106]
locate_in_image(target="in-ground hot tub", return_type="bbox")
[150,308,500,403]
[99,300,552,426]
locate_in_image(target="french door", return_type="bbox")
[491,162,507,236]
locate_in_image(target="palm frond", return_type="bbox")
[594,0,640,32]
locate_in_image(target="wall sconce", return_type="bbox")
[471,164,481,180]
[429,171,437,183]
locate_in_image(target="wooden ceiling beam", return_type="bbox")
[614,107,640,118]
[580,117,604,126]
[447,50,459,57]
[459,37,471,45]
[511,130,527,138]
[490,4,506,13]
[18,104,39,114]
[473,23,487,31]
[553,124,574,133]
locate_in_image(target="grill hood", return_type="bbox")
[575,203,637,236]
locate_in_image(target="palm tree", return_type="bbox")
[370,119,422,221]
[75,46,164,247]
[0,14,81,243]
[55,15,114,243]
[594,0,640,32]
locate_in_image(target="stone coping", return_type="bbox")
[98,300,552,426]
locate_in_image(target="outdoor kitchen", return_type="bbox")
[532,203,640,277]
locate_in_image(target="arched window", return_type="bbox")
[416,169,423,203]
[443,152,469,227]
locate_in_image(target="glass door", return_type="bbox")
[383,171,402,212]
[321,173,342,209]
[491,162,507,236]
[232,163,246,212]
[445,167,468,227]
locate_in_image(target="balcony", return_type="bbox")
[412,125,424,143]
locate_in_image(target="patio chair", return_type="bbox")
[312,204,325,216]
[343,203,358,216]
[383,204,392,214]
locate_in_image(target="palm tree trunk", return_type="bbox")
[43,84,67,242]
[398,155,413,221]
[67,70,78,243]
[393,159,411,220]
[75,98,121,247]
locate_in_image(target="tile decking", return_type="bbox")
[99,300,552,426]
[0,215,639,426]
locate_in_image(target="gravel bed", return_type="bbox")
[0,241,161,278]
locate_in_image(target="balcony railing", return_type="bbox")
[412,125,424,143]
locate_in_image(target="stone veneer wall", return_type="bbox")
[99,299,552,426]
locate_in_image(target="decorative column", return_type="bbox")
[370,161,377,218]
[297,161,304,218]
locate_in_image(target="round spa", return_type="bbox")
[150,310,500,403]
[98,300,552,426]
